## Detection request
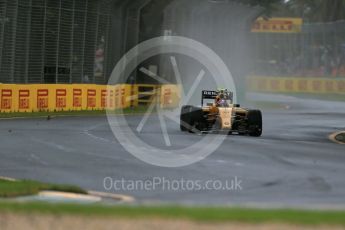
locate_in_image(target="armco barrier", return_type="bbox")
[133,84,181,108]
[136,84,159,106]
[247,77,345,94]
[0,84,181,113]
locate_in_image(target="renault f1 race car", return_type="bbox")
[180,89,262,136]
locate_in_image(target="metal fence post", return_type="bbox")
[0,0,8,80]
[41,0,47,83]
[81,0,88,83]
[9,0,18,83]
[93,1,100,84]
[55,0,62,83]
[69,0,75,83]
[24,0,32,84]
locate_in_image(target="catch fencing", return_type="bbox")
[0,0,114,84]
[250,20,345,78]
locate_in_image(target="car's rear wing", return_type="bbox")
[202,90,218,99]
[201,90,233,106]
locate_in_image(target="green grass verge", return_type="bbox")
[0,202,344,226]
[1,179,344,225]
[257,92,345,102]
[0,106,150,118]
[246,92,345,110]
[0,179,87,198]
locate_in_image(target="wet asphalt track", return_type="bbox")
[0,93,344,208]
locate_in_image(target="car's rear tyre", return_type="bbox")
[247,110,262,137]
[188,107,204,133]
[180,106,205,133]
[180,106,191,131]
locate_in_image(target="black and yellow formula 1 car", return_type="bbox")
[180,89,262,136]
